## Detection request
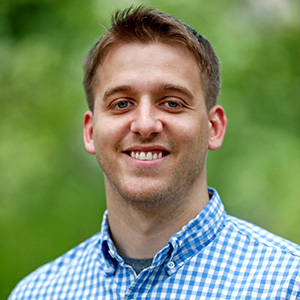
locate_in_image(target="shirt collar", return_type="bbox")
[98,188,226,275]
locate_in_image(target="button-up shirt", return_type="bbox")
[9,188,300,299]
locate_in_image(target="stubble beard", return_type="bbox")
[100,142,208,213]
[115,158,205,213]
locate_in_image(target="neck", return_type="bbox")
[105,180,210,259]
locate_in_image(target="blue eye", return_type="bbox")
[166,101,179,108]
[117,101,129,109]
[160,99,185,113]
[163,101,183,109]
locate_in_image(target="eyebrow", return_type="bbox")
[103,85,132,101]
[159,83,194,99]
[102,83,194,101]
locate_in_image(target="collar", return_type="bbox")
[98,187,226,276]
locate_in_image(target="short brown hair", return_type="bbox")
[83,6,220,112]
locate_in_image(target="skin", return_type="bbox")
[83,42,227,259]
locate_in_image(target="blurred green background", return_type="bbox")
[1,0,299,298]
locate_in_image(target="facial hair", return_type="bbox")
[99,132,209,212]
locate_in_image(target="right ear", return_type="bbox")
[83,111,96,154]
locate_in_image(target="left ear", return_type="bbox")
[208,105,227,151]
[83,111,96,154]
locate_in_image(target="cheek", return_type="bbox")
[171,117,208,144]
[94,117,128,148]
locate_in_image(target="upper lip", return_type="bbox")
[123,145,170,153]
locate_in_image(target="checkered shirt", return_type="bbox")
[9,188,300,299]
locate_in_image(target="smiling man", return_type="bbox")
[9,6,300,300]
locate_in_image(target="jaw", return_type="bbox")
[98,133,209,213]
[106,175,179,213]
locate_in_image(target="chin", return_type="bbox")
[116,180,181,211]
[121,192,168,211]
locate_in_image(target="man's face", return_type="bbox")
[84,42,219,209]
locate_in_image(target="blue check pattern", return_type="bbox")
[9,188,300,299]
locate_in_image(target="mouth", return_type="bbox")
[124,150,170,161]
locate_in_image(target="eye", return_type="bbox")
[110,99,134,112]
[116,101,130,109]
[161,100,184,112]
[164,101,181,108]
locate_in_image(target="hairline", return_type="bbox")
[90,40,209,112]
[83,6,220,113]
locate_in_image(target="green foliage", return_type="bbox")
[1,0,299,298]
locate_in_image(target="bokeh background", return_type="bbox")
[1,0,299,298]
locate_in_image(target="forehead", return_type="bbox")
[100,40,200,69]
[94,42,202,95]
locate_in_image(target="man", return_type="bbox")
[9,6,300,300]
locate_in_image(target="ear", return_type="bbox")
[83,111,96,154]
[208,105,227,151]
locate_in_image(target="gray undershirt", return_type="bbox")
[120,255,153,275]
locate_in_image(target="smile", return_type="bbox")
[130,151,165,161]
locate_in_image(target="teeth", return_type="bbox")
[140,152,146,160]
[131,152,140,159]
[129,151,163,161]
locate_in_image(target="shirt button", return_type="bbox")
[106,266,114,273]
[167,261,175,269]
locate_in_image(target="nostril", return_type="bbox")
[130,116,163,138]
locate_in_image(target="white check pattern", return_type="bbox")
[9,188,300,299]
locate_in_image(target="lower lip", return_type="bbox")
[123,153,169,167]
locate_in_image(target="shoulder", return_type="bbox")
[225,215,300,258]
[8,233,100,300]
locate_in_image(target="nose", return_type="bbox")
[130,102,163,138]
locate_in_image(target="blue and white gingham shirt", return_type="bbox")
[9,188,300,299]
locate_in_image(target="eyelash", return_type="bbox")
[116,101,131,109]
[110,100,134,111]
[162,100,183,108]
